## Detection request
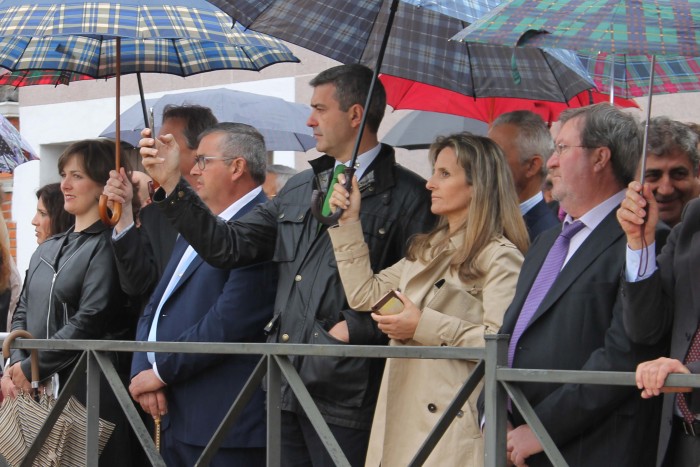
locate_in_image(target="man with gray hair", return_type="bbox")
[127,123,276,465]
[263,164,297,199]
[641,116,700,227]
[488,110,559,240]
[498,104,665,466]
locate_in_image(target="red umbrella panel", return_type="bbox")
[379,74,639,125]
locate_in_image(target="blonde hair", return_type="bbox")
[407,133,529,282]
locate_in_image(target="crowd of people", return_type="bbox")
[1,62,699,466]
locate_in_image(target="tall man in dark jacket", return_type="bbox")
[140,64,435,466]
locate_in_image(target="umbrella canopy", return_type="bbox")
[577,52,700,99]
[0,114,38,173]
[207,0,595,103]
[452,0,700,57]
[100,89,315,152]
[453,0,700,182]
[382,111,488,149]
[0,22,299,86]
[0,0,299,225]
[380,74,639,124]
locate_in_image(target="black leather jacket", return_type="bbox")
[155,145,436,429]
[11,220,136,382]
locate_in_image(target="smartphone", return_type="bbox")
[371,290,404,315]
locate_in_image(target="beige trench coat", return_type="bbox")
[329,222,523,467]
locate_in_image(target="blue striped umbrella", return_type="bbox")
[0,0,299,226]
[0,23,299,85]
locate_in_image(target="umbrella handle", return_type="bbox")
[98,195,122,227]
[310,167,355,226]
[2,330,40,400]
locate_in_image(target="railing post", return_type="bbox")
[86,350,100,466]
[484,334,508,467]
[267,355,281,467]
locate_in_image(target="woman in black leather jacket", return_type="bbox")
[2,139,137,466]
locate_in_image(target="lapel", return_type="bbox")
[501,228,557,335]
[522,209,623,329]
[165,190,269,300]
[688,229,700,327]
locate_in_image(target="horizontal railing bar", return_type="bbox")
[2,339,483,360]
[496,367,700,388]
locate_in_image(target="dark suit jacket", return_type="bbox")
[524,199,560,241]
[131,191,276,449]
[112,203,178,299]
[622,198,700,466]
[502,208,665,466]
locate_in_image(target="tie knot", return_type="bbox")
[560,220,584,240]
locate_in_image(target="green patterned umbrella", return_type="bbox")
[452,0,700,57]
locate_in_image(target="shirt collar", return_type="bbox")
[520,191,544,215]
[334,144,382,180]
[563,189,625,231]
[218,186,262,220]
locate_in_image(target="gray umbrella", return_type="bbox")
[382,111,488,150]
[100,88,315,151]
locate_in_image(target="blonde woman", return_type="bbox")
[329,133,528,466]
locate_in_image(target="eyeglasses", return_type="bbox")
[194,155,234,170]
[554,143,595,156]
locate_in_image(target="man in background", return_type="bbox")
[641,116,700,228]
[106,105,218,299]
[488,110,559,240]
[263,164,297,199]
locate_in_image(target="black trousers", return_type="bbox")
[280,411,370,467]
[663,419,700,467]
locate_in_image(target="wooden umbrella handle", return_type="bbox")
[98,196,121,227]
[2,330,40,399]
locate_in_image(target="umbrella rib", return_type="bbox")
[541,50,573,102]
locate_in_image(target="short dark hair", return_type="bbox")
[309,64,386,133]
[162,104,218,150]
[58,139,132,187]
[36,183,74,236]
[647,117,700,173]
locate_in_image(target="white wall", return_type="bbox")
[13,160,40,273]
[17,77,299,271]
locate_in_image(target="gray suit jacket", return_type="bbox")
[621,197,700,466]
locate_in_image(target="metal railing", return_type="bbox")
[2,334,700,467]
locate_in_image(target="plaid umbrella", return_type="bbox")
[0,114,38,173]
[451,0,700,57]
[206,0,595,103]
[577,52,700,99]
[0,24,299,86]
[0,0,298,225]
[453,0,700,183]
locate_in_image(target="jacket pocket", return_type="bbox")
[298,320,369,408]
[272,203,307,263]
[425,280,484,324]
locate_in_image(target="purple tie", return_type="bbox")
[508,220,585,367]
